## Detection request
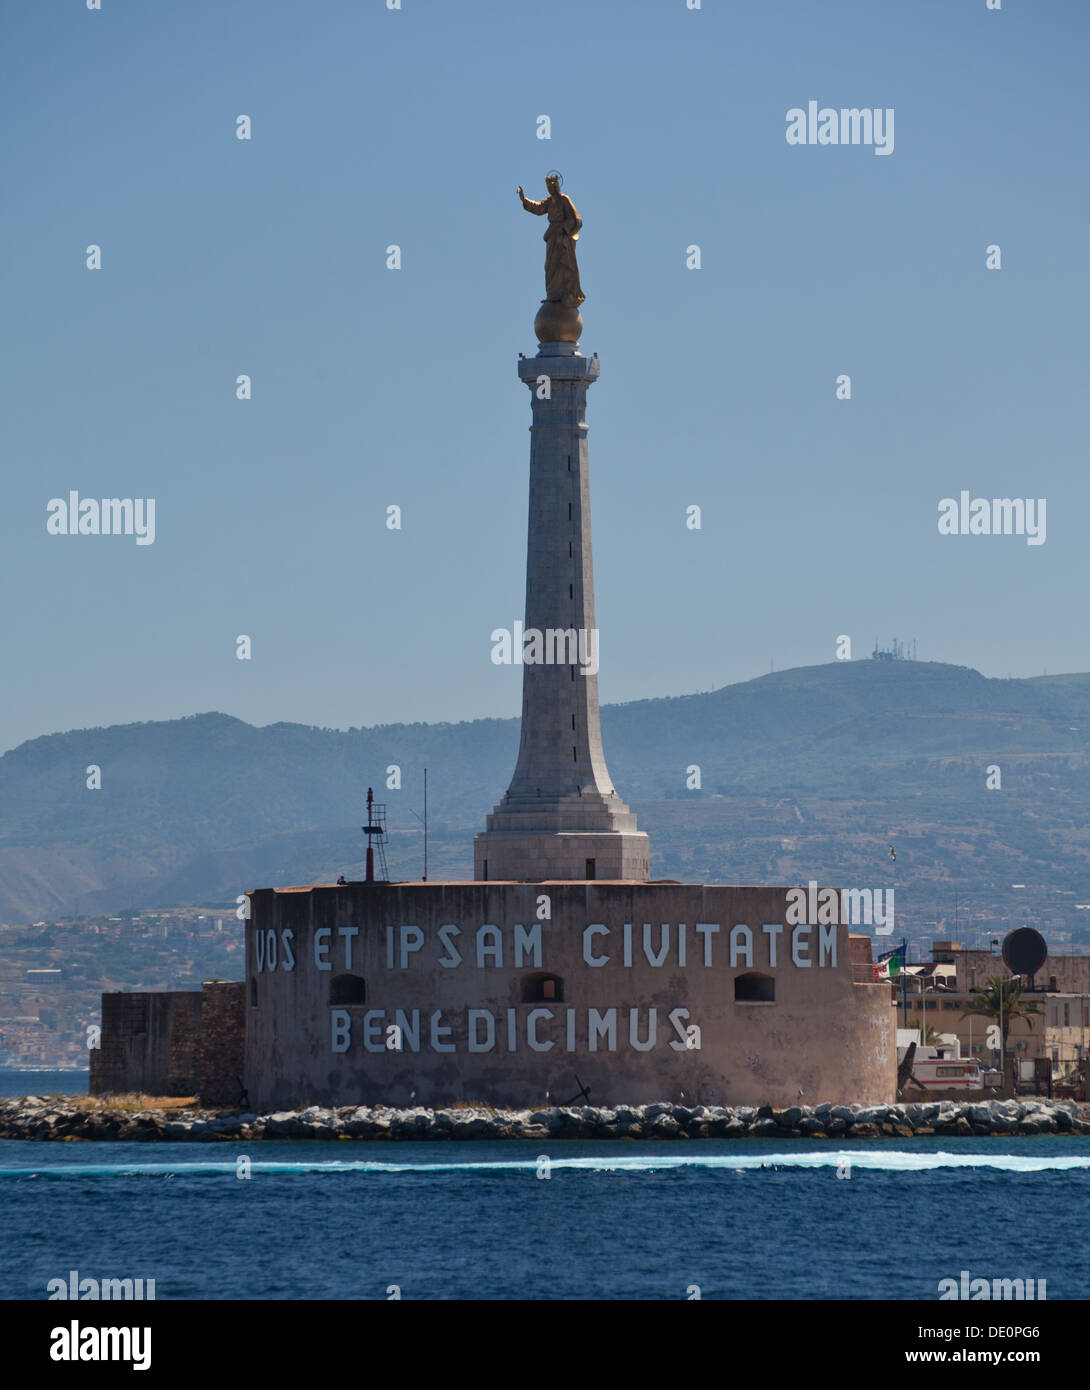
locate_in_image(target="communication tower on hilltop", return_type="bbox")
[871,637,918,662]
[362,786,389,883]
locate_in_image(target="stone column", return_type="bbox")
[474,340,649,882]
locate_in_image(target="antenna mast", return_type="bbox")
[362,786,388,883]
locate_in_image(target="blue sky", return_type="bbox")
[2,0,1088,754]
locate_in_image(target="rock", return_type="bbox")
[826,1118,848,1135]
[699,1112,732,1136]
[750,1117,779,1137]
[774,1106,803,1128]
[206,1117,243,1136]
[263,1111,301,1137]
[451,1113,490,1139]
[953,1116,973,1135]
[850,1122,881,1138]
[831,1105,855,1122]
[651,1114,681,1138]
[555,1108,594,1137]
[643,1102,674,1119]
[389,1113,425,1139]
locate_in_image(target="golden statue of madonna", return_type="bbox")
[517,172,585,343]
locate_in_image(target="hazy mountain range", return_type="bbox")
[2,659,1090,926]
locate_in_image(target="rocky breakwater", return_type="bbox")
[1,1095,1089,1142]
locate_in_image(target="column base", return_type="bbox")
[474,831,650,882]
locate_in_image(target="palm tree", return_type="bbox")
[906,1018,941,1044]
[961,976,1041,1059]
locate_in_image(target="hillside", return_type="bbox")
[2,660,1090,925]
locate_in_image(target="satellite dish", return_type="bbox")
[1002,927,1047,978]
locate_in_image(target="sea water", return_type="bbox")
[0,1070,88,1098]
[2,1136,1088,1300]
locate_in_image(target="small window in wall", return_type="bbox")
[585,858,596,880]
[330,973,366,1006]
[735,972,775,1002]
[250,977,258,1008]
[522,973,564,1003]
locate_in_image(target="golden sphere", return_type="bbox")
[534,302,582,344]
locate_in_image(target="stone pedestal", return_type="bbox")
[474,339,649,882]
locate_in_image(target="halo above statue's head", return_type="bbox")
[545,169,564,190]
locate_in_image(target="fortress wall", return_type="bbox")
[196,981,246,1107]
[244,882,896,1111]
[90,990,202,1097]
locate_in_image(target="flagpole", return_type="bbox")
[901,935,908,1030]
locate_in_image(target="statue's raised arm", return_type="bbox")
[517,185,548,215]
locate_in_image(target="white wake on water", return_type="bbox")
[2,1150,1088,1178]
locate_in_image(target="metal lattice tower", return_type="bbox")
[362,786,388,883]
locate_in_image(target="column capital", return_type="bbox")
[518,351,599,386]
